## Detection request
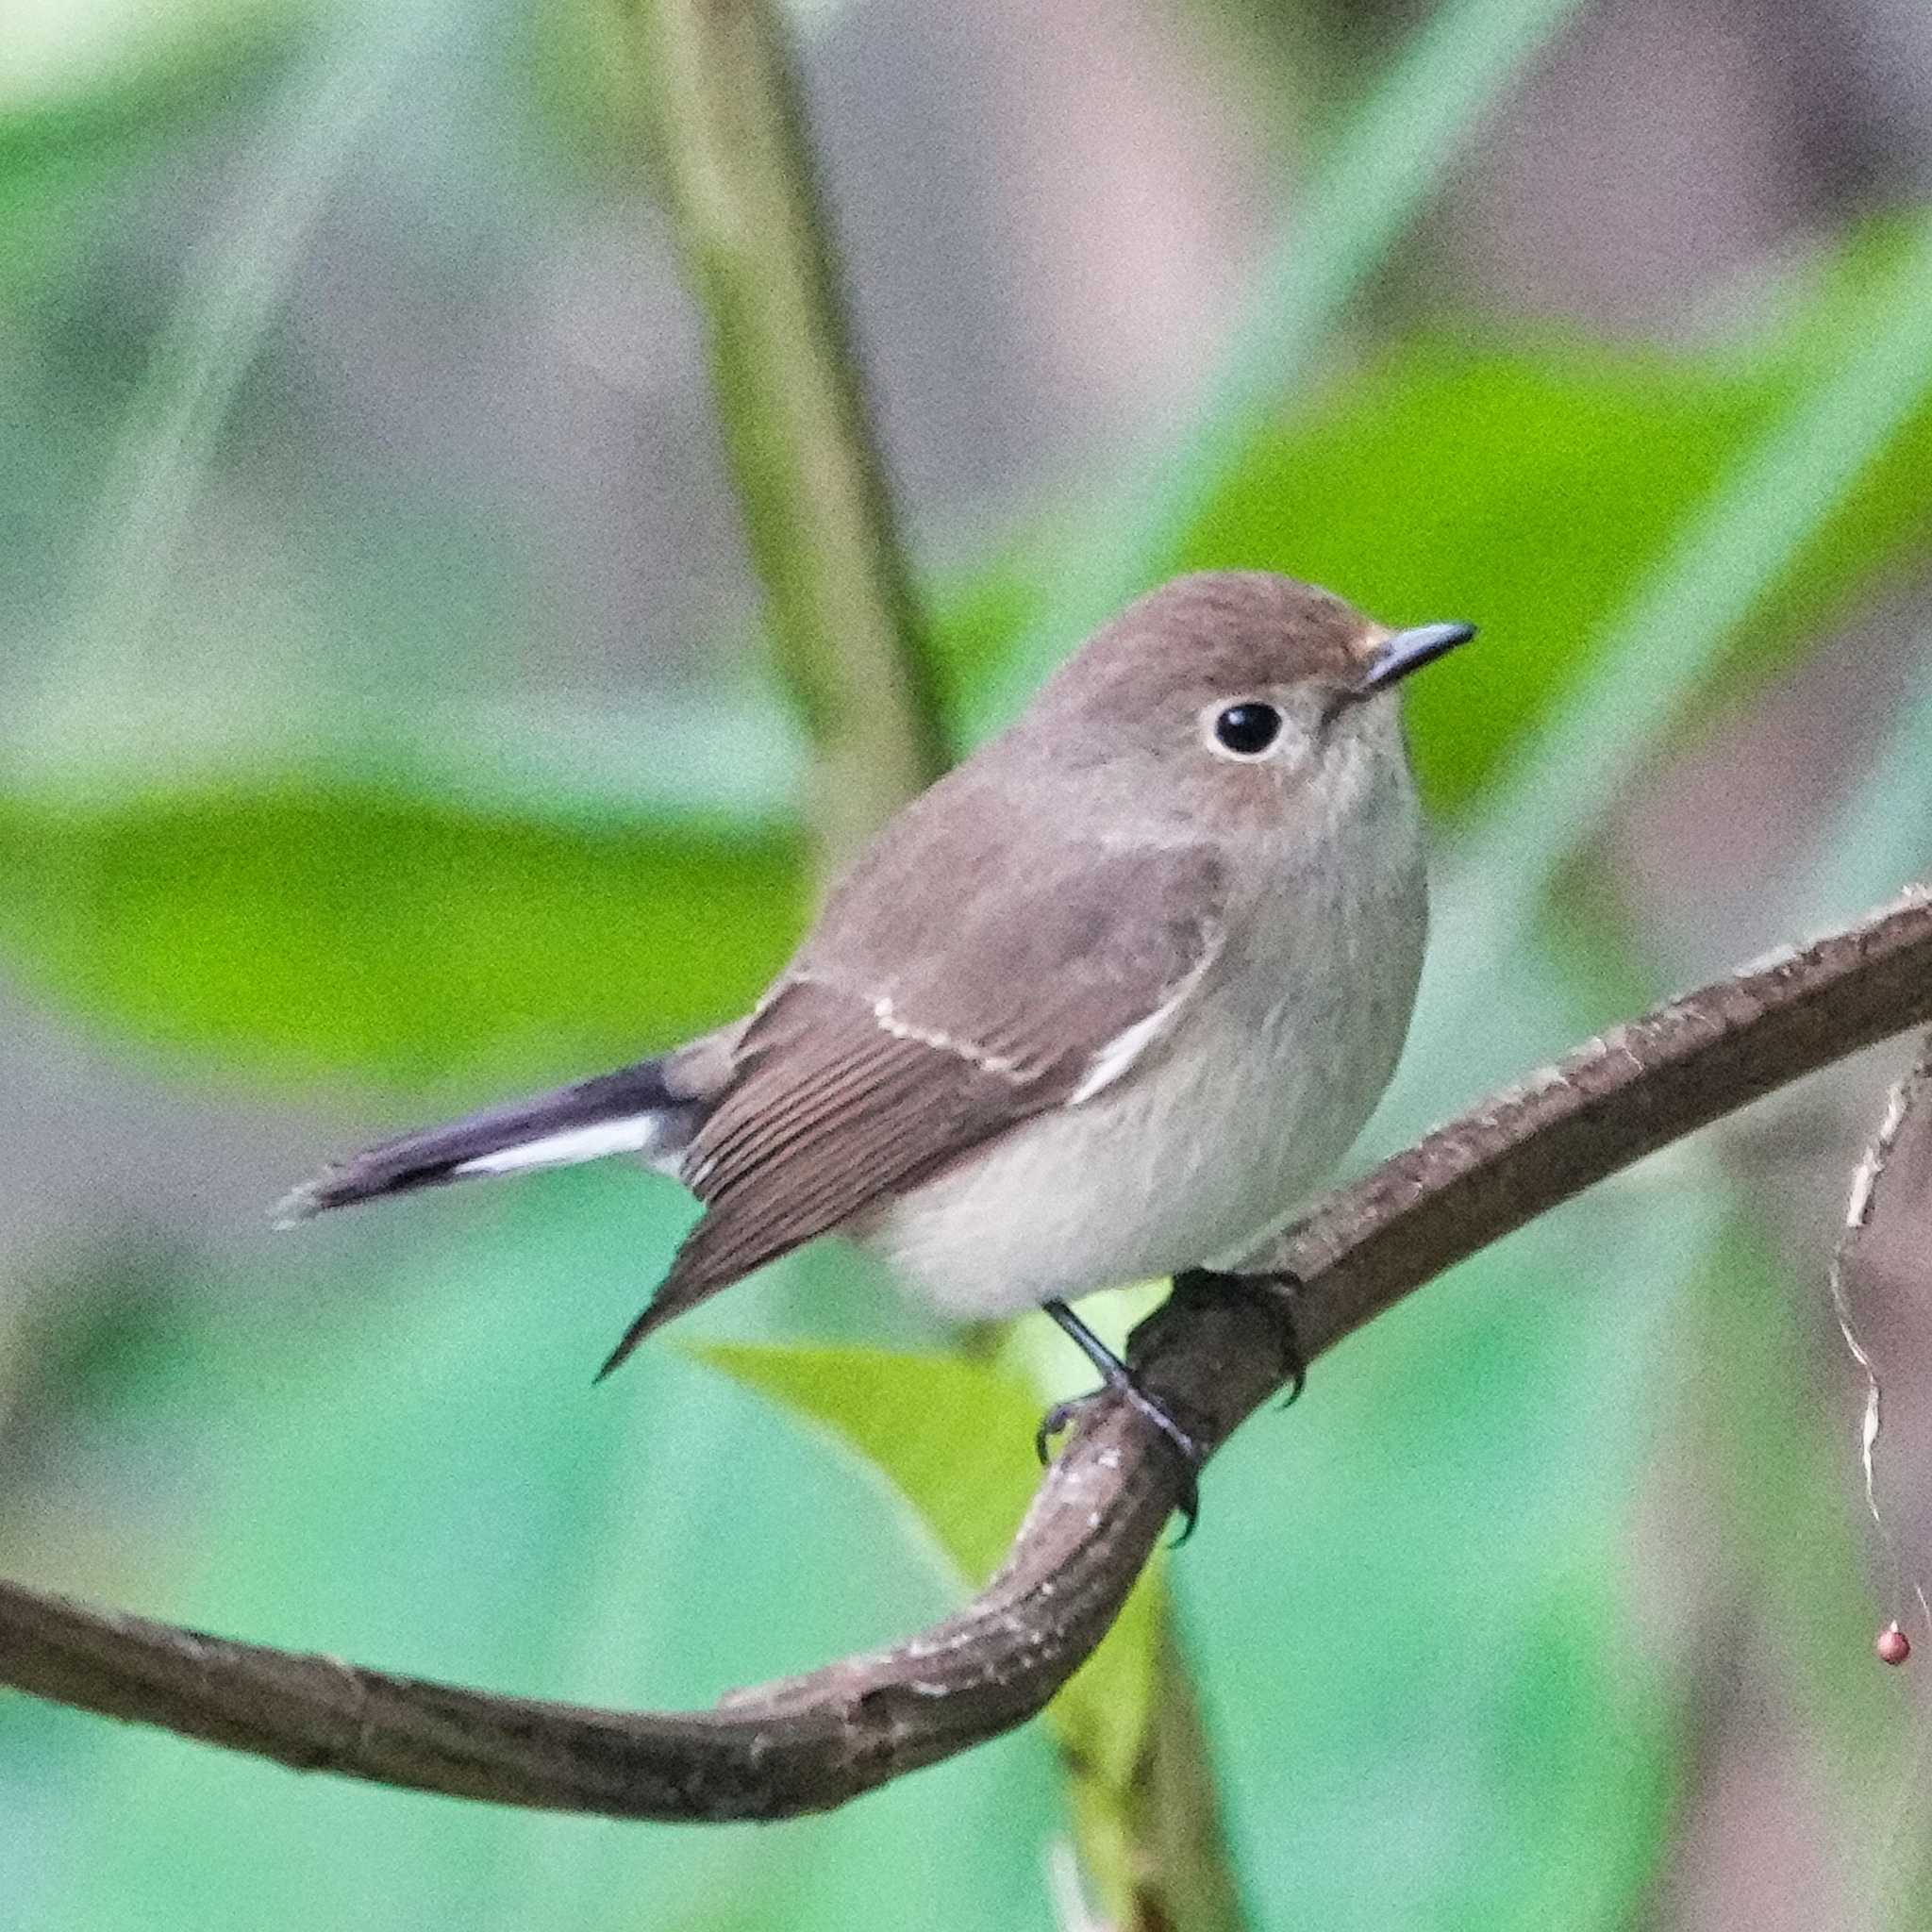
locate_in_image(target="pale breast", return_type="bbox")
[860,724,1427,1318]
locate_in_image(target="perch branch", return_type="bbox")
[4,885,1929,1818]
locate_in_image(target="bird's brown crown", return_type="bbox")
[1035,571,1383,742]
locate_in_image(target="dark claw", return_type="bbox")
[1035,1388,1201,1541]
[1278,1351,1307,1410]
[1035,1398,1081,1466]
[1115,1378,1202,1542]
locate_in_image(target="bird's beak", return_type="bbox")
[1357,620,1475,695]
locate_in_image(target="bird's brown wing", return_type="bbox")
[598,838,1225,1372]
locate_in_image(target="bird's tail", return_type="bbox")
[274,1057,700,1224]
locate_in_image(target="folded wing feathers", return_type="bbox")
[598,986,1032,1373]
[608,850,1228,1369]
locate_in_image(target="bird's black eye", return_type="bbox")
[1211,702,1283,758]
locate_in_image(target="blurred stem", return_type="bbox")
[1064,1620,1249,1932]
[1124,1620,1251,1932]
[629,0,948,874]
[628,3,1244,1921]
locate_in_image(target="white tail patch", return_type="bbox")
[454,1114,670,1177]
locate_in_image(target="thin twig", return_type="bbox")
[4,886,1929,1817]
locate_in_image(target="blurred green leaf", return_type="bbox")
[0,0,299,123]
[696,1340,1164,1794]
[0,105,174,296]
[694,1342,1041,1587]
[926,551,1055,741]
[1447,1569,1679,1925]
[0,786,807,1091]
[1420,210,1932,999]
[0,2,304,297]
[941,231,1932,824]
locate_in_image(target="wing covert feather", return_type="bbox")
[600,838,1225,1369]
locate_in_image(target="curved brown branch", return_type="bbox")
[4,886,1929,1819]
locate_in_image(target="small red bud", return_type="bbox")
[1876,1623,1911,1667]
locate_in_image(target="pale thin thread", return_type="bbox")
[1827,1033,1932,1646]
[1824,1040,1932,1932]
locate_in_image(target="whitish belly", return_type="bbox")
[859,862,1424,1318]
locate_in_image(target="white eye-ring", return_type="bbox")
[1204,699,1285,760]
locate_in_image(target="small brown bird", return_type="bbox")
[280,572,1470,1500]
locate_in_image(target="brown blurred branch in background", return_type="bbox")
[2,885,1928,1819]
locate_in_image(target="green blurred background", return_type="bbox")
[5,0,1932,1925]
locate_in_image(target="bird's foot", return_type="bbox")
[1169,1266,1307,1407]
[1035,1300,1204,1540]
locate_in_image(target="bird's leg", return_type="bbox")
[1036,1299,1202,1537]
[1169,1266,1307,1407]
